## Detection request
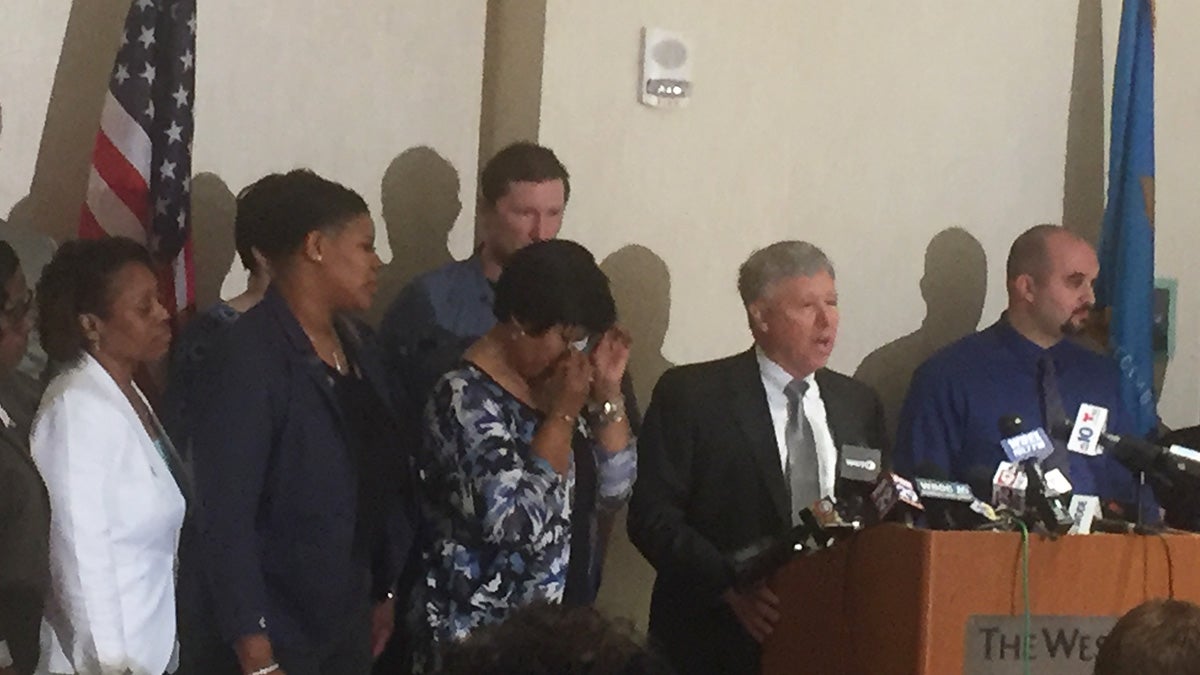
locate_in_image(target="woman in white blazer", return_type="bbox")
[31,237,186,675]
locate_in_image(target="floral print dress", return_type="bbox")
[407,363,637,671]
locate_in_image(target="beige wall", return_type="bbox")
[0,2,72,217]
[539,0,1080,394]
[1151,2,1200,438]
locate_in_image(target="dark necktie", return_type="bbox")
[785,379,821,525]
[1038,353,1071,480]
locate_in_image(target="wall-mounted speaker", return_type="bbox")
[640,28,692,108]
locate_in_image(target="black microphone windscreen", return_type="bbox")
[1110,436,1162,472]
[914,462,950,481]
[998,415,1024,438]
[839,445,883,482]
[1048,418,1075,441]
[965,465,996,503]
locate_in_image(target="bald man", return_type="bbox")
[895,224,1154,517]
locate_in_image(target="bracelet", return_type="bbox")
[587,397,626,426]
[554,413,577,427]
[249,664,280,675]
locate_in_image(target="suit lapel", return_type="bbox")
[816,369,845,465]
[267,289,347,434]
[0,421,32,469]
[78,355,179,492]
[730,349,791,525]
[301,354,345,432]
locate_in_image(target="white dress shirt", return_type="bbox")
[31,354,185,675]
[756,347,838,499]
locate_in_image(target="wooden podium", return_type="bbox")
[761,524,1200,675]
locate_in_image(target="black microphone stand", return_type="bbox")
[1130,470,1168,535]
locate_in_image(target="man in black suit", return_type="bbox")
[629,240,886,674]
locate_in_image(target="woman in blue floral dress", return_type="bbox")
[408,240,637,671]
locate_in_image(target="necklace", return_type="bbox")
[300,324,348,375]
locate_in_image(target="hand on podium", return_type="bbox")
[722,584,781,643]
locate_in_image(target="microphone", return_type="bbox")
[839,445,883,482]
[991,461,1028,513]
[871,472,924,525]
[998,425,1056,464]
[1065,403,1108,456]
[1042,467,1073,498]
[810,495,864,535]
[1064,494,1136,534]
[836,445,884,526]
[1050,413,1200,484]
[728,507,819,588]
[998,415,1073,536]
[1067,495,1102,534]
[999,414,1024,439]
[799,502,841,550]
[1051,404,1200,530]
[1022,460,1075,534]
[965,465,999,503]
[913,462,1000,530]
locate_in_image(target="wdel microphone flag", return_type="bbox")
[1098,0,1156,436]
[80,0,197,320]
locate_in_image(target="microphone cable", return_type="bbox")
[1014,519,1032,675]
[1143,532,1177,600]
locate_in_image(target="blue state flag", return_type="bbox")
[1098,0,1156,436]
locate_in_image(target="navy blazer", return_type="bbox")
[191,287,415,650]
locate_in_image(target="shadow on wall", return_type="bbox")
[1061,0,1106,246]
[595,244,675,631]
[367,146,462,326]
[190,173,237,311]
[29,0,129,245]
[600,245,675,406]
[854,227,988,445]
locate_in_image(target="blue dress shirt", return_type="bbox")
[895,317,1154,515]
[379,254,495,406]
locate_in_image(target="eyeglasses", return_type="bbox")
[569,334,598,354]
[559,326,597,354]
[2,289,34,324]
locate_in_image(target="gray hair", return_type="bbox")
[737,241,835,304]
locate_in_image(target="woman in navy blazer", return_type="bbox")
[187,170,414,675]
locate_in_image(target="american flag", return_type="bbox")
[80,0,197,318]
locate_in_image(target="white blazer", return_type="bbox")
[31,354,186,675]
